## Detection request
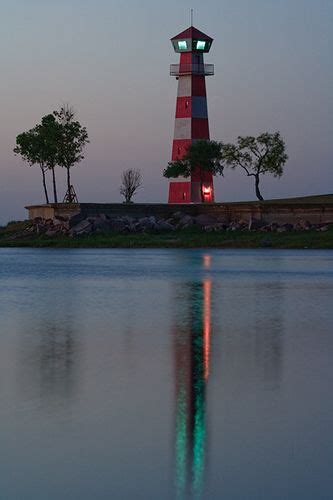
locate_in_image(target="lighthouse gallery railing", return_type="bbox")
[170,64,214,76]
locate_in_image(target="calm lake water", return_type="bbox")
[0,248,332,499]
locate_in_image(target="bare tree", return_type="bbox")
[120,169,142,203]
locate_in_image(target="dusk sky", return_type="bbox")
[0,0,332,223]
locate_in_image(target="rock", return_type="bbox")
[135,216,158,231]
[156,220,175,231]
[178,214,194,228]
[70,219,93,236]
[260,225,272,232]
[172,211,185,221]
[69,213,85,228]
[54,215,69,223]
[228,222,242,231]
[107,218,129,232]
[204,223,227,232]
[194,214,217,227]
[318,225,329,232]
[295,220,312,231]
[281,223,294,232]
[45,229,58,237]
[248,218,264,231]
[33,217,43,224]
[93,218,113,233]
[270,223,279,232]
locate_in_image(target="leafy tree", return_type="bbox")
[14,114,62,203]
[53,106,89,202]
[220,132,288,201]
[14,106,88,204]
[163,140,223,202]
[120,169,142,203]
[14,129,50,204]
[37,114,62,203]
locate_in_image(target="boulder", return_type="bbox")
[156,220,176,231]
[177,214,194,228]
[281,223,294,232]
[54,215,69,223]
[248,218,265,231]
[194,214,218,227]
[270,223,279,232]
[45,229,59,237]
[107,217,130,232]
[204,223,226,232]
[295,220,312,231]
[172,211,185,221]
[69,219,93,236]
[135,216,158,231]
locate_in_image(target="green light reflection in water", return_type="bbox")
[174,281,209,499]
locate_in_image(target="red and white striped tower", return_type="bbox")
[168,26,215,204]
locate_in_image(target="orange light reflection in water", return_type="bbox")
[203,254,211,269]
[203,279,212,381]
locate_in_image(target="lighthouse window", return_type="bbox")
[196,40,206,50]
[178,40,187,50]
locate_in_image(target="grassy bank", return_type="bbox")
[0,221,332,249]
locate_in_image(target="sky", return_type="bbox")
[0,0,332,223]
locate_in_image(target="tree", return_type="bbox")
[220,132,288,201]
[14,129,50,204]
[120,169,142,203]
[37,114,62,203]
[53,105,89,202]
[14,114,62,203]
[163,140,224,202]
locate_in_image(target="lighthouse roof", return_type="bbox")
[171,26,213,42]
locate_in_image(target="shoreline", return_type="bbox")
[1,223,332,250]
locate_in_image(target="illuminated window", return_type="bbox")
[196,40,206,50]
[178,40,187,50]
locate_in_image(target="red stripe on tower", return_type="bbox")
[168,26,215,204]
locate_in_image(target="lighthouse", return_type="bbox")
[168,25,215,204]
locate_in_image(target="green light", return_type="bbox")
[196,40,206,50]
[178,40,187,50]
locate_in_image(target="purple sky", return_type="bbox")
[0,0,332,223]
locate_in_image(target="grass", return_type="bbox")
[1,222,333,249]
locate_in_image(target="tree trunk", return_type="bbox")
[67,168,71,202]
[255,175,264,201]
[51,167,58,203]
[41,166,49,204]
[200,172,204,203]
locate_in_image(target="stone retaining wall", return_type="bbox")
[26,202,333,225]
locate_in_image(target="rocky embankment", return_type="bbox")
[19,212,332,238]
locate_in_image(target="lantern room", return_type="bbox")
[171,26,213,53]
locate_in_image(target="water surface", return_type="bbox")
[0,249,332,499]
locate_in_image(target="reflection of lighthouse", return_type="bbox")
[173,269,212,498]
[168,25,215,203]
